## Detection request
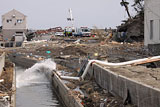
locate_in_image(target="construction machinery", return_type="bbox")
[65,8,91,37]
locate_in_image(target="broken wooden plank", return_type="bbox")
[133,58,160,65]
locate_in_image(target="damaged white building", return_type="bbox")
[145,0,160,54]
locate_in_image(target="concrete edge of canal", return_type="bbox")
[52,72,83,107]
[55,58,160,107]
[87,63,160,107]
[10,64,16,107]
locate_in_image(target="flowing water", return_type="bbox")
[16,59,62,107]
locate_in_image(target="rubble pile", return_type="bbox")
[26,27,64,41]
[5,37,157,107]
[10,39,149,63]
[0,61,14,107]
[117,12,144,42]
[36,27,64,36]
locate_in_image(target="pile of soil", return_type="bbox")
[117,12,144,42]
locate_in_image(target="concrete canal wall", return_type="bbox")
[52,72,83,107]
[11,64,16,107]
[0,52,5,76]
[87,64,160,107]
[56,59,160,107]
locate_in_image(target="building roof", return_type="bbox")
[2,9,27,17]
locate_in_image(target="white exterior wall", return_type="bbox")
[1,9,27,42]
[2,9,27,30]
[145,0,160,46]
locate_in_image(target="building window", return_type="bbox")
[150,20,154,40]
[17,19,23,23]
[6,19,12,23]
[12,15,16,18]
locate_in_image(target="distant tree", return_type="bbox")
[120,0,132,19]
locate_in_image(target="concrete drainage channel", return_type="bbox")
[55,58,160,107]
[9,55,83,107]
[9,54,160,107]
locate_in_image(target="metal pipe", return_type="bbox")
[60,56,160,81]
[60,76,80,81]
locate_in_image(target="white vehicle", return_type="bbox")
[80,27,91,37]
[55,32,64,36]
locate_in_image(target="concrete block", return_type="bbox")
[117,76,127,99]
[136,83,152,107]
[109,72,118,95]
[52,73,83,107]
[103,69,111,90]
[100,68,106,88]
[94,65,101,84]
[85,62,93,77]
[93,65,100,84]
[150,88,160,107]
[125,78,139,106]
[99,68,103,86]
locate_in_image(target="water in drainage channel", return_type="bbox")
[16,59,63,107]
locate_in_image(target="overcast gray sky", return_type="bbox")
[0,0,135,29]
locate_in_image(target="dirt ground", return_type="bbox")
[104,65,160,89]
[0,61,14,101]
[4,37,160,107]
[7,38,148,62]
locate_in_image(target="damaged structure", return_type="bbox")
[145,0,160,55]
[1,9,27,47]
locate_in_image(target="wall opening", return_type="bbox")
[150,20,154,40]
[6,19,12,23]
